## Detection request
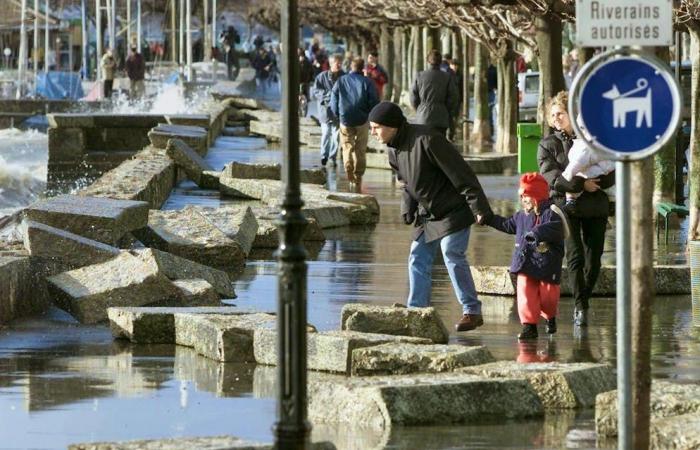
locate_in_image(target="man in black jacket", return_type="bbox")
[369,101,493,332]
[410,49,460,137]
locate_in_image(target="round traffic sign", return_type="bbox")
[569,48,682,161]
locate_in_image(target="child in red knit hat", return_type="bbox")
[484,173,568,340]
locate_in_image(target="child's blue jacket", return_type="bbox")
[486,199,565,284]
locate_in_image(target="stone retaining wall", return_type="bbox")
[47,102,232,191]
[0,99,102,129]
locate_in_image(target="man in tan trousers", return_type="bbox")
[330,58,380,190]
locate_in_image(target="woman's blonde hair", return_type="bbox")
[546,91,569,127]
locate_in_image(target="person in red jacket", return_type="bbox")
[364,51,388,98]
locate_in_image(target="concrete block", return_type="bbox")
[165,114,211,128]
[200,170,221,190]
[255,329,431,374]
[460,361,616,409]
[93,114,165,129]
[352,343,495,376]
[79,147,176,209]
[650,412,700,450]
[148,124,208,155]
[174,313,278,362]
[48,252,182,324]
[223,161,326,185]
[308,372,543,428]
[596,381,700,437]
[0,255,39,324]
[133,208,246,268]
[251,208,325,248]
[166,279,221,307]
[47,113,95,128]
[187,205,258,257]
[472,265,691,296]
[68,436,272,450]
[47,127,85,162]
[341,304,450,344]
[165,138,214,187]
[25,195,149,246]
[130,248,235,298]
[22,220,120,269]
[108,306,270,343]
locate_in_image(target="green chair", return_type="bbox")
[656,202,689,244]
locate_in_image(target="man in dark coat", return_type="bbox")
[311,53,344,167]
[410,49,460,137]
[368,101,493,332]
[125,45,145,99]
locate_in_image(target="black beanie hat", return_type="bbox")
[368,101,405,128]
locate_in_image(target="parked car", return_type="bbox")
[517,71,539,122]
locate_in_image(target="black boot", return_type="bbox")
[546,317,557,334]
[574,308,588,327]
[518,323,538,340]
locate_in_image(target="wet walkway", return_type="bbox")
[0,134,697,449]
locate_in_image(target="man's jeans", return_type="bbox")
[320,121,340,163]
[407,227,481,315]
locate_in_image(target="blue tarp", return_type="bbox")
[35,72,84,100]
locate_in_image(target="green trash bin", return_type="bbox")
[517,123,542,173]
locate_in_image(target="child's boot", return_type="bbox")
[546,317,557,334]
[518,323,538,340]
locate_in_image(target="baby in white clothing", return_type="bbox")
[561,138,615,214]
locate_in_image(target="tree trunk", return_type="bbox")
[403,28,412,103]
[497,43,517,154]
[687,25,700,241]
[412,25,422,83]
[471,42,491,152]
[441,27,451,55]
[534,13,566,133]
[462,32,470,154]
[654,47,676,203]
[425,26,440,54]
[392,27,403,104]
[496,55,505,152]
[631,157,654,450]
[380,25,393,100]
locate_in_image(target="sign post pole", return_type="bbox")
[616,160,632,450]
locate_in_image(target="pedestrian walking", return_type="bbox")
[482,173,566,340]
[251,47,272,97]
[298,47,314,102]
[125,45,145,100]
[368,101,492,332]
[219,26,240,81]
[410,49,460,137]
[311,53,345,167]
[364,51,388,98]
[100,47,116,99]
[330,57,379,190]
[537,91,615,327]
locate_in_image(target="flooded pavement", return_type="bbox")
[0,135,697,449]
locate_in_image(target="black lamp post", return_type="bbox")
[274,0,310,449]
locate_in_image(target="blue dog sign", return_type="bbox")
[570,49,681,160]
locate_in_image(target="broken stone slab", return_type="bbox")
[472,265,691,296]
[459,361,616,409]
[148,123,208,155]
[221,126,248,137]
[0,254,45,324]
[175,313,283,362]
[596,381,700,437]
[108,306,271,344]
[133,208,246,268]
[254,329,432,374]
[222,161,326,185]
[22,220,120,269]
[25,195,149,246]
[650,412,700,450]
[341,304,450,344]
[165,114,211,128]
[200,170,221,190]
[351,343,494,376]
[48,251,182,324]
[219,178,374,226]
[308,372,543,428]
[251,207,325,248]
[187,205,258,257]
[167,279,221,307]
[67,435,272,450]
[79,147,176,210]
[165,138,215,187]
[130,248,235,298]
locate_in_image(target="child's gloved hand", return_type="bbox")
[524,232,537,244]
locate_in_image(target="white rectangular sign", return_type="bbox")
[576,0,673,47]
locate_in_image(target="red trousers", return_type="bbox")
[516,274,560,324]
